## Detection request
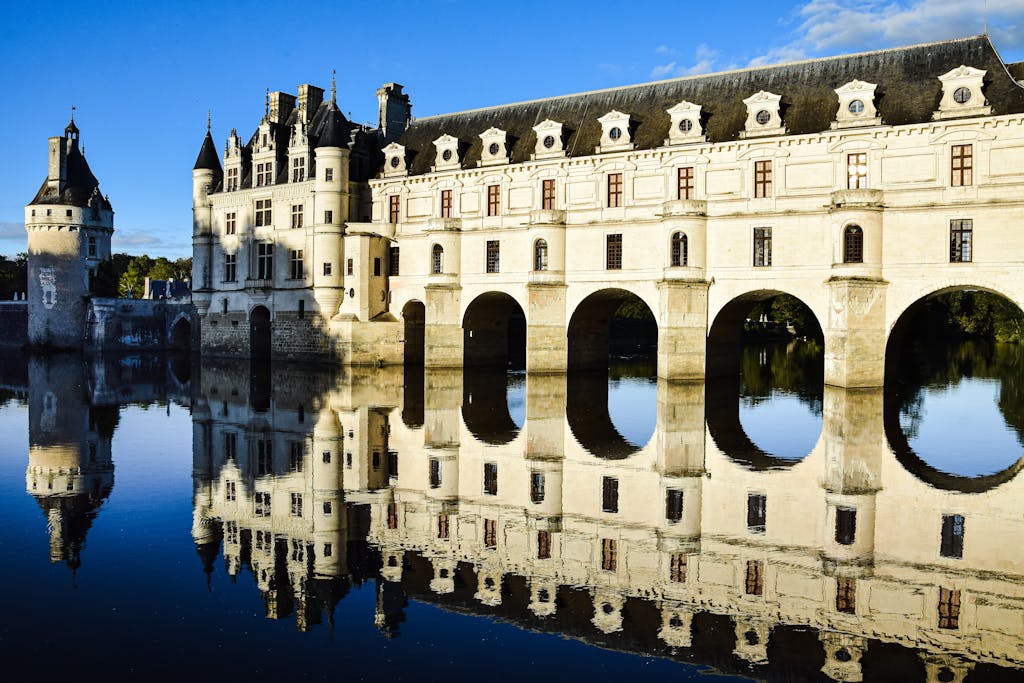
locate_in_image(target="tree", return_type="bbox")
[119,255,153,298]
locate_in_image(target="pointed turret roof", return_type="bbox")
[316,103,349,148]
[193,130,222,171]
[29,119,106,208]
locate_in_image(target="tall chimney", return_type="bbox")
[267,91,297,124]
[377,83,411,143]
[297,84,324,123]
[47,136,67,193]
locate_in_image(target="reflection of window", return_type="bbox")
[290,538,304,562]
[602,476,619,513]
[537,530,551,559]
[257,438,273,475]
[254,491,271,517]
[87,236,97,257]
[940,514,965,559]
[429,458,441,488]
[666,488,684,522]
[530,470,545,503]
[224,432,237,461]
[670,553,687,583]
[387,502,398,529]
[745,560,764,595]
[225,480,236,502]
[950,219,972,263]
[289,442,303,472]
[484,518,497,548]
[747,493,766,533]
[483,462,498,495]
[836,577,856,614]
[601,538,617,571]
[225,212,236,235]
[938,587,961,629]
[835,507,857,545]
[323,501,332,515]
[437,514,450,540]
[290,492,303,517]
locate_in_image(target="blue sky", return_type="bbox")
[1,0,1022,258]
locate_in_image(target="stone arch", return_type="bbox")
[249,305,271,359]
[462,291,526,369]
[168,313,192,350]
[567,287,657,371]
[462,367,524,446]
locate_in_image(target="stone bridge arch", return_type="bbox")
[566,286,658,372]
[462,291,527,369]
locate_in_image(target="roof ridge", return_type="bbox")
[412,35,990,122]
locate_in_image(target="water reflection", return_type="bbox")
[3,350,1024,680]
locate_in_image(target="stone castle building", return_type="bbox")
[192,35,1024,387]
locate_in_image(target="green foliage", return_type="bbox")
[92,259,120,297]
[0,252,27,300]
[747,294,822,339]
[119,255,152,298]
[613,297,655,320]
[911,291,1024,343]
[114,254,193,298]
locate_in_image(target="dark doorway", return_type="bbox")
[169,317,191,351]
[402,300,425,366]
[463,292,526,370]
[250,305,271,359]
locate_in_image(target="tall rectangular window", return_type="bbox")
[324,210,333,224]
[835,507,857,545]
[753,227,772,267]
[940,513,965,559]
[745,560,764,595]
[542,179,556,210]
[670,553,687,583]
[226,167,239,192]
[666,489,684,522]
[254,491,271,517]
[325,168,334,182]
[291,157,306,182]
[486,240,500,273]
[483,462,498,495]
[373,257,381,277]
[225,212,236,235]
[257,243,274,279]
[389,246,400,276]
[607,172,623,207]
[223,254,236,282]
[290,204,303,229]
[836,577,856,614]
[255,162,272,187]
[428,458,441,488]
[225,480,236,502]
[601,538,617,572]
[290,493,303,517]
[950,219,973,263]
[606,233,622,270]
[747,493,767,533]
[537,530,551,559]
[754,160,772,198]
[847,152,868,189]
[484,518,497,548]
[346,258,353,275]
[951,144,973,186]
[257,438,273,475]
[255,199,272,227]
[530,471,545,504]
[938,587,961,629]
[86,236,96,257]
[387,502,398,529]
[677,166,694,200]
[487,185,500,216]
[437,514,450,540]
[601,476,619,513]
[388,195,400,223]
[289,249,304,279]
[289,442,303,472]
[440,189,452,218]
[224,432,237,461]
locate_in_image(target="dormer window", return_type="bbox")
[741,91,784,138]
[533,119,565,159]
[833,81,881,129]
[934,66,991,120]
[596,111,633,153]
[382,142,407,177]
[665,101,705,146]
[433,134,461,171]
[479,128,509,166]
[225,167,239,192]
[291,157,306,182]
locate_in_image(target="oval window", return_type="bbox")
[848,99,865,115]
[609,126,622,141]
[442,149,453,161]
[755,110,771,125]
[389,156,400,168]
[679,119,693,132]
[953,86,972,104]
[488,142,500,155]
[543,135,555,149]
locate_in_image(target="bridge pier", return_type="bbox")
[657,279,710,381]
[424,282,462,368]
[825,277,888,388]
[526,282,568,373]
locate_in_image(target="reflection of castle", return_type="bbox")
[192,364,1024,679]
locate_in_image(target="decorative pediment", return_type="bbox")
[479,127,509,166]
[934,65,991,120]
[383,142,407,177]
[433,134,461,171]
[741,91,784,139]
[596,110,633,153]
[832,80,881,129]
[289,119,309,148]
[254,121,276,154]
[224,128,243,162]
[533,119,565,159]
[665,101,705,146]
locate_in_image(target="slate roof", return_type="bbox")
[29,133,111,209]
[193,131,222,171]
[396,35,1024,176]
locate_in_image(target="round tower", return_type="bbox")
[24,116,114,348]
[312,78,349,319]
[192,116,222,317]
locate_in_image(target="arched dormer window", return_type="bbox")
[534,239,548,271]
[671,232,688,267]
[431,244,444,274]
[843,225,863,264]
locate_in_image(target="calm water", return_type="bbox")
[1,341,1022,681]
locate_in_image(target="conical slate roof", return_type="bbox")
[316,103,349,148]
[193,130,222,171]
[29,137,102,207]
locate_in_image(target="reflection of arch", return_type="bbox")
[463,292,526,369]
[566,370,642,459]
[169,315,191,350]
[706,373,819,469]
[567,288,656,371]
[671,232,688,267]
[402,300,425,366]
[707,290,823,378]
[462,367,521,445]
[534,239,548,271]
[249,305,271,359]
[842,225,863,263]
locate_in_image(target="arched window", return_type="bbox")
[534,239,548,271]
[671,231,688,267]
[843,225,863,264]
[431,244,444,274]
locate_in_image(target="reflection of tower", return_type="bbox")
[25,357,115,572]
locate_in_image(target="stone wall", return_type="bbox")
[86,298,196,352]
[0,302,28,347]
[200,310,249,357]
[271,311,335,360]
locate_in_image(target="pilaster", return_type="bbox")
[825,277,888,387]
[526,282,567,373]
[424,282,463,368]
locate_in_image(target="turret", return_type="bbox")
[192,115,222,310]
[312,76,349,318]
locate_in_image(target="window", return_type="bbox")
[290,538,304,562]
[431,244,444,274]
[323,500,333,515]
[323,543,332,557]
[440,189,452,218]
[291,157,306,182]
[322,450,331,463]
[666,489,684,522]
[389,246,400,276]
[601,476,619,513]
[941,514,965,559]
[388,194,400,223]
[745,560,764,595]
[429,458,441,488]
[257,438,273,475]
[753,227,772,267]
[323,262,332,276]
[225,212,236,235]
[836,577,856,614]
[255,199,272,227]
[225,521,238,544]
[537,530,551,559]
[346,258,353,275]
[325,167,334,182]
[387,502,398,529]
[486,240,500,273]
[256,161,272,187]
[843,225,863,264]
[254,491,271,517]
[290,204,303,229]
[670,553,687,583]
[938,587,961,629]
[373,257,381,277]
[533,239,548,271]
[835,507,857,545]
[255,530,271,551]
[542,179,555,210]
[950,219,973,263]
[670,232,688,267]
[324,210,333,224]
[437,514,450,540]
[290,492,303,517]
[951,144,973,186]
[847,152,867,189]
[747,493,766,533]
[223,254,237,282]
[530,470,545,503]
[754,160,772,198]
[487,184,500,216]
[607,173,623,207]
[677,166,694,200]
[257,243,273,279]
[387,450,398,478]
[225,480,236,502]
[289,442,303,472]
[289,249,303,279]
[87,237,97,257]
[606,233,622,270]
[601,538,617,571]
[226,167,239,192]
[483,462,498,495]
[484,518,497,548]
[224,432,237,461]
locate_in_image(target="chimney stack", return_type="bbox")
[297,84,325,123]
[47,137,67,193]
[377,83,411,143]
[267,91,297,124]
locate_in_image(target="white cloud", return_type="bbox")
[650,44,721,79]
